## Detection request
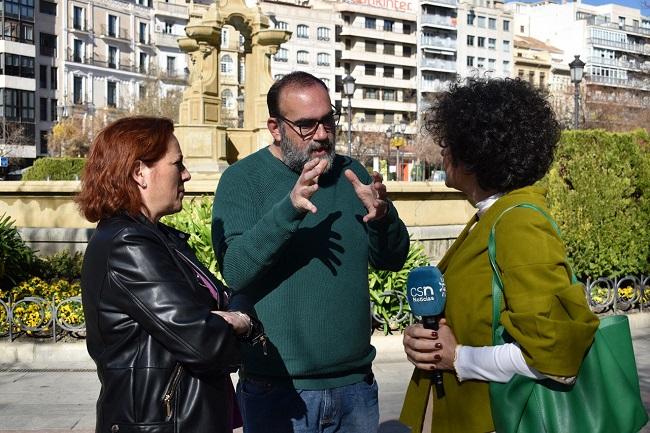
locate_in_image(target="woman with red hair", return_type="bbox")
[77,116,263,433]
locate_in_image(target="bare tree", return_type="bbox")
[0,123,32,158]
[48,117,91,157]
[131,78,184,122]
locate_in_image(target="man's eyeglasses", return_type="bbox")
[276,105,340,140]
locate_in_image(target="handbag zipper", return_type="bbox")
[162,363,183,421]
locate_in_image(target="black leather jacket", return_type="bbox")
[82,213,244,433]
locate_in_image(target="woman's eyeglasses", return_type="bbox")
[276,105,340,140]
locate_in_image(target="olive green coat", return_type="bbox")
[400,186,598,433]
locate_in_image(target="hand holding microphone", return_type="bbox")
[405,266,452,399]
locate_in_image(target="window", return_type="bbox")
[166,56,175,75]
[384,112,394,124]
[520,25,524,33]
[467,35,474,46]
[539,72,545,87]
[383,89,395,101]
[73,76,83,104]
[365,17,376,29]
[345,39,352,50]
[107,80,117,107]
[503,60,510,75]
[488,58,496,69]
[139,22,147,43]
[503,20,510,31]
[488,18,496,30]
[39,65,47,88]
[139,84,146,100]
[477,16,486,28]
[344,62,350,74]
[275,21,288,30]
[108,46,117,68]
[317,27,330,41]
[477,37,485,47]
[50,98,56,121]
[39,130,48,155]
[73,6,83,29]
[21,55,33,77]
[467,56,474,66]
[403,23,411,34]
[518,69,524,79]
[297,24,309,38]
[39,0,56,15]
[384,42,394,55]
[403,46,412,57]
[164,22,172,33]
[503,40,510,52]
[403,68,411,80]
[221,28,229,46]
[343,14,350,24]
[0,89,34,122]
[528,70,534,84]
[39,97,47,121]
[364,110,376,122]
[364,88,379,99]
[384,20,394,32]
[297,50,308,64]
[21,91,34,121]
[477,57,485,68]
[488,38,496,49]
[274,48,288,62]
[220,54,233,73]
[4,54,19,76]
[317,52,330,66]
[365,40,376,52]
[384,65,394,78]
[139,52,148,73]
[365,63,376,76]
[108,15,117,37]
[221,89,233,109]
[50,67,57,89]
[467,13,475,25]
[274,74,284,81]
[73,39,83,62]
[39,33,56,56]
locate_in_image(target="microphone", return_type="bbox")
[406,266,447,399]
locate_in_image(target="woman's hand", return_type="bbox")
[212,311,251,336]
[403,319,458,371]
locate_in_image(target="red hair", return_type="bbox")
[76,116,175,222]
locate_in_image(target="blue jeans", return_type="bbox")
[236,374,379,433]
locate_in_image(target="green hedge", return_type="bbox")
[22,157,86,181]
[546,129,650,279]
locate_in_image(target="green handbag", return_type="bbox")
[488,203,648,433]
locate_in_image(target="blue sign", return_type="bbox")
[0,157,8,168]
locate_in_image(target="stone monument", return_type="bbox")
[174,0,290,179]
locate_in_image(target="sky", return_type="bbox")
[507,0,650,15]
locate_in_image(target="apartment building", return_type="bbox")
[336,0,418,136]
[455,0,513,79]
[513,34,562,87]
[509,0,650,129]
[261,0,337,103]
[0,0,38,158]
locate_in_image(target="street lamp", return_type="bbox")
[342,74,356,157]
[569,55,585,130]
[237,93,244,128]
[385,126,392,180]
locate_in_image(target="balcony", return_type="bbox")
[420,57,456,72]
[420,79,453,93]
[350,98,417,112]
[420,36,456,51]
[587,37,650,55]
[588,56,650,72]
[586,16,650,38]
[421,0,457,8]
[352,74,417,89]
[339,50,417,67]
[99,25,130,43]
[421,14,457,29]
[66,49,91,64]
[87,55,138,73]
[588,74,650,91]
[70,20,91,33]
[154,0,188,18]
[338,23,416,45]
[154,31,182,47]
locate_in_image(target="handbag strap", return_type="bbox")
[488,203,577,344]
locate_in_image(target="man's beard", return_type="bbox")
[279,125,335,173]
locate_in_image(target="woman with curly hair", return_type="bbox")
[399,78,599,433]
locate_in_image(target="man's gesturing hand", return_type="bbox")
[345,170,388,222]
[290,158,329,213]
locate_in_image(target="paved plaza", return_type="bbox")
[0,320,648,433]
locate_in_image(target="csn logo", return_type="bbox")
[409,286,435,298]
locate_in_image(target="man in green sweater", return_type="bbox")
[212,72,409,433]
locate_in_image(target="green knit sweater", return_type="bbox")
[212,147,409,389]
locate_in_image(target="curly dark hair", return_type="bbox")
[424,78,560,192]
